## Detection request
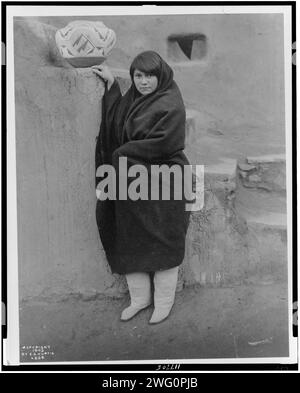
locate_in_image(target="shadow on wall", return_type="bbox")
[13,19,71,68]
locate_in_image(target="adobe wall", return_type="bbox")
[31,13,286,147]
[14,14,286,300]
[14,20,128,300]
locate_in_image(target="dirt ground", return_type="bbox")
[19,282,290,363]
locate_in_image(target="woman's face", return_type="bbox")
[133,69,158,95]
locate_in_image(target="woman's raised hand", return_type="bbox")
[92,64,115,90]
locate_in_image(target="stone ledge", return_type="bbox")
[238,163,256,172]
[247,154,286,164]
[239,154,286,193]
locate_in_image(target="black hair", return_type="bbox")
[129,51,162,80]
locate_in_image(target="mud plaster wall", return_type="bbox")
[14,20,127,300]
[31,13,286,147]
[14,14,285,300]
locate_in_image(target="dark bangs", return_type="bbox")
[129,51,162,79]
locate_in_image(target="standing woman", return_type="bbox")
[93,51,191,324]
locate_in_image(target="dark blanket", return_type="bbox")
[95,60,191,274]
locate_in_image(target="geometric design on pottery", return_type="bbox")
[55,20,116,67]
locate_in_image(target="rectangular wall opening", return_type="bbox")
[167,33,207,62]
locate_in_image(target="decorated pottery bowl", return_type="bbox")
[55,20,116,67]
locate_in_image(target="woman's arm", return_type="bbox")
[92,64,115,90]
[94,65,122,188]
[92,64,122,115]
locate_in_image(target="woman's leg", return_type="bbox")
[149,266,179,324]
[121,272,152,321]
